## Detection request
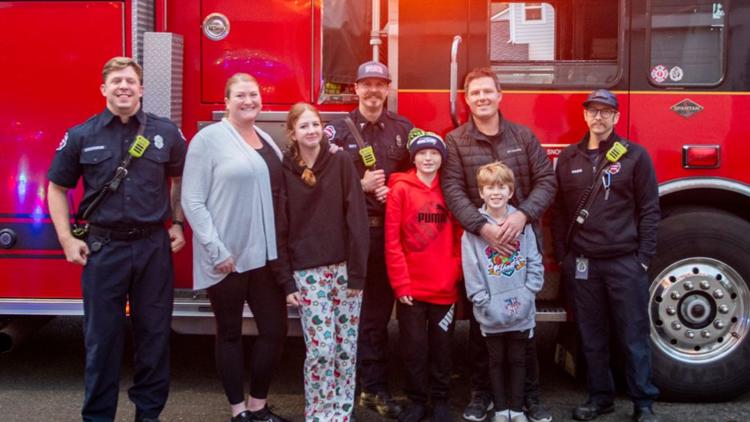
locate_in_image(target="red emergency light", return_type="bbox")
[682,145,720,169]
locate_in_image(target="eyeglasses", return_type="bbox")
[585,107,616,119]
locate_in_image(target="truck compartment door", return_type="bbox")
[200,0,313,105]
[0,1,125,298]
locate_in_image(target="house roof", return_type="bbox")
[490,4,510,21]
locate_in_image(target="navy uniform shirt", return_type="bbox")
[325,109,413,217]
[48,107,187,226]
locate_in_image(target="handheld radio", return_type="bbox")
[129,135,150,157]
[358,145,377,168]
[573,140,629,225]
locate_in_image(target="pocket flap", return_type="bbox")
[79,148,113,164]
[142,148,169,163]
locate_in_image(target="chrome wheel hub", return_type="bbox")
[649,258,750,363]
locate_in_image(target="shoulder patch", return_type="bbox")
[56,132,69,151]
[324,124,336,140]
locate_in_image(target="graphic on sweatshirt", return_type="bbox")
[407,202,449,252]
[484,240,526,277]
[505,297,522,315]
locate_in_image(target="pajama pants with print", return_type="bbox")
[295,261,363,422]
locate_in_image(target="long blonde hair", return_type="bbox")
[286,102,322,187]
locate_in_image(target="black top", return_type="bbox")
[325,109,413,217]
[48,107,187,226]
[274,139,370,294]
[551,131,660,266]
[254,135,283,205]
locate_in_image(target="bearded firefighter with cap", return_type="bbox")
[325,60,413,418]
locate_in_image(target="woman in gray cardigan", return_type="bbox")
[182,73,289,422]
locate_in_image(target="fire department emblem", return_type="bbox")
[324,124,336,140]
[669,66,684,82]
[154,134,164,149]
[606,162,621,175]
[56,132,69,151]
[650,65,668,83]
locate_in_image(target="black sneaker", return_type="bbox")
[462,392,493,421]
[247,405,290,422]
[230,411,251,422]
[360,391,403,419]
[432,402,454,422]
[525,401,552,422]
[398,402,427,422]
[633,406,659,422]
[572,401,615,421]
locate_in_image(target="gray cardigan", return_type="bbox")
[181,119,282,290]
[461,205,544,335]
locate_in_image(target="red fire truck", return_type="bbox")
[1,0,748,402]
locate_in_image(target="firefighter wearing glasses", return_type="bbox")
[551,89,660,422]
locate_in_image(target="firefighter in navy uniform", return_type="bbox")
[551,90,660,422]
[325,61,412,419]
[47,57,187,422]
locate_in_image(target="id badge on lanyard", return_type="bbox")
[575,257,589,280]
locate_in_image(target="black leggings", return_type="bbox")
[207,265,288,405]
[485,330,531,412]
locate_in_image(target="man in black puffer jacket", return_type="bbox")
[442,67,556,422]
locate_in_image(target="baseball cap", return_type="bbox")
[356,61,391,82]
[583,89,619,110]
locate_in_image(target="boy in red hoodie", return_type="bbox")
[385,128,463,422]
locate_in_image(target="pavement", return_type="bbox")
[0,317,747,422]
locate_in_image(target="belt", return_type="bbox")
[368,216,384,227]
[88,224,163,241]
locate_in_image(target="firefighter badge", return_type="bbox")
[154,134,164,150]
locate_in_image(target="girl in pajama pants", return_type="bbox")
[274,103,370,422]
[295,263,362,421]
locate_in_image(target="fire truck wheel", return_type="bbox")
[648,209,750,401]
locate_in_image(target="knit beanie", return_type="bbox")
[407,128,448,161]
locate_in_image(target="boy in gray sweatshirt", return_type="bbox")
[461,162,544,422]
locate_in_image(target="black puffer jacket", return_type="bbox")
[441,114,557,243]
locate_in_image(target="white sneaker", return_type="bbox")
[510,411,528,422]
[492,410,510,422]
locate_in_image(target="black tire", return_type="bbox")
[648,210,750,402]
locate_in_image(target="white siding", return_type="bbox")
[510,3,555,60]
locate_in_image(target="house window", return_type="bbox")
[524,3,544,22]
[490,1,622,87]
